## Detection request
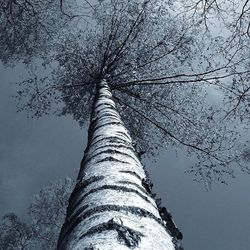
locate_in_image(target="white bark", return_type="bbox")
[57,80,177,250]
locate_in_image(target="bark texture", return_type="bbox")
[57,80,177,250]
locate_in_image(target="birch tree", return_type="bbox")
[1,0,250,249]
[57,79,183,249]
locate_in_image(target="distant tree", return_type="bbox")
[29,177,74,249]
[0,213,34,250]
[1,0,250,249]
[0,178,73,250]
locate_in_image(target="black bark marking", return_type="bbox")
[141,178,153,194]
[84,184,150,201]
[58,204,165,249]
[86,136,132,153]
[97,92,114,101]
[74,185,151,211]
[94,107,119,118]
[58,217,82,249]
[85,117,98,154]
[58,205,89,249]
[80,137,134,178]
[96,156,129,164]
[95,107,117,117]
[95,103,116,115]
[118,180,148,195]
[94,121,123,132]
[83,149,139,166]
[95,102,115,111]
[116,131,131,141]
[87,143,134,156]
[159,207,183,241]
[84,134,106,155]
[67,205,89,224]
[97,113,120,122]
[79,218,144,248]
[119,170,143,180]
[67,176,104,216]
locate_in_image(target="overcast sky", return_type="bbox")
[1,63,250,250]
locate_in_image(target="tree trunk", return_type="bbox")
[57,80,177,250]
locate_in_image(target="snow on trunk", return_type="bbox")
[57,80,177,250]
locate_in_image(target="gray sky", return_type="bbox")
[0,63,250,250]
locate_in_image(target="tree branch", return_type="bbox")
[113,95,226,163]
